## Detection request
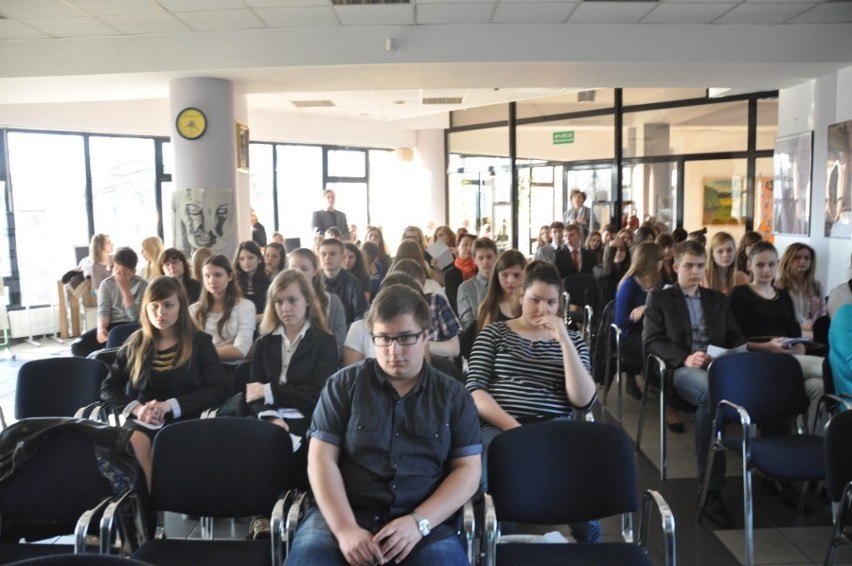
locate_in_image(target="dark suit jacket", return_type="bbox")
[643,285,745,371]
[248,326,339,417]
[555,247,596,278]
[311,209,350,239]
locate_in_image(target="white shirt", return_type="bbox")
[263,321,311,404]
[189,298,256,357]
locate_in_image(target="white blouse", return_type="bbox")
[189,298,256,357]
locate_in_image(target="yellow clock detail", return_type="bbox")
[176,107,207,140]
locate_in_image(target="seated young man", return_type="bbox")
[71,246,148,357]
[456,238,496,331]
[319,238,367,326]
[643,239,745,528]
[288,284,481,566]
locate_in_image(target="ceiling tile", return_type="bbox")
[416,3,495,24]
[176,9,266,31]
[24,16,121,37]
[642,3,736,23]
[65,0,165,17]
[568,2,656,23]
[493,2,575,23]
[334,4,414,25]
[0,0,83,19]
[787,2,852,23]
[0,18,50,39]
[157,0,248,11]
[714,2,815,23]
[254,6,340,26]
[97,13,192,34]
[246,0,330,7]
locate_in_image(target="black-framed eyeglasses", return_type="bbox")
[371,331,424,347]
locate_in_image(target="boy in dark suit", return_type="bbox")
[643,239,745,528]
[555,224,596,278]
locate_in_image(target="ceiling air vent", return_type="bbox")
[332,0,409,4]
[422,97,464,105]
[291,100,335,108]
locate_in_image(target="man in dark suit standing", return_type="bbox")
[643,239,745,528]
[555,224,595,279]
[312,189,350,240]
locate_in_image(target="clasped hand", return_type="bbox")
[339,515,422,566]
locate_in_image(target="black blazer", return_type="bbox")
[249,326,338,417]
[101,331,230,419]
[642,285,745,371]
[555,247,596,278]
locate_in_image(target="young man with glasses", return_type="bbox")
[288,284,481,566]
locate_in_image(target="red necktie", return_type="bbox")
[572,249,580,271]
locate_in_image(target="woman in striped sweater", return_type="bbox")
[466,260,599,541]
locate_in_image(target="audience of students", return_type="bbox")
[234,241,270,318]
[476,250,526,332]
[703,231,747,295]
[263,242,287,280]
[288,248,347,361]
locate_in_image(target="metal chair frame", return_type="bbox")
[635,353,670,481]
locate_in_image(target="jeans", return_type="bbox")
[480,424,602,543]
[287,507,469,566]
[672,366,726,491]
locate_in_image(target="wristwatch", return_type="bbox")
[411,511,431,537]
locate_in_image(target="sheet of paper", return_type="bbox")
[426,239,454,270]
[706,343,747,358]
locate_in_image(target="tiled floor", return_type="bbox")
[3,338,850,565]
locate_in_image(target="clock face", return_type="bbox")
[176,107,207,140]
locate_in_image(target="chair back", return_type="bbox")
[813,315,830,350]
[488,420,637,524]
[0,423,116,538]
[562,274,597,308]
[15,358,109,419]
[6,556,156,565]
[106,323,141,349]
[592,300,616,384]
[708,352,808,426]
[149,418,293,518]
[825,410,852,502]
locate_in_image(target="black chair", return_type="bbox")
[15,358,109,420]
[106,323,141,349]
[813,314,830,352]
[484,420,676,566]
[6,556,154,565]
[231,359,252,395]
[698,352,825,566]
[562,274,597,331]
[824,410,852,566]
[127,418,296,566]
[0,420,141,564]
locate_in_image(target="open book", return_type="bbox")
[706,344,748,359]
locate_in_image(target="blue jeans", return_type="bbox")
[287,507,469,566]
[672,366,725,491]
[480,424,602,543]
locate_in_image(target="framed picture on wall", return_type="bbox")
[826,120,852,238]
[772,131,812,236]
[236,122,249,171]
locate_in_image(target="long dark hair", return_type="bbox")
[157,248,194,294]
[125,277,196,386]
[477,250,527,331]
[234,241,269,295]
[344,242,370,293]
[194,254,241,339]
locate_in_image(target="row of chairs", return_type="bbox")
[1,412,676,565]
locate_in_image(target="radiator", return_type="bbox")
[8,306,60,339]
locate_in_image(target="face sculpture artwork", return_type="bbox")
[173,187,235,256]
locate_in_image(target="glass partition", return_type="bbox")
[683,158,749,241]
[756,98,779,151]
[623,161,676,230]
[623,100,749,156]
[277,145,323,244]
[517,90,614,120]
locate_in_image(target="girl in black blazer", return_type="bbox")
[101,276,230,489]
[243,270,338,437]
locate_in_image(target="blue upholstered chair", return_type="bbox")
[698,352,825,566]
[484,420,676,566]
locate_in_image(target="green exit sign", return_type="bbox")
[553,131,575,144]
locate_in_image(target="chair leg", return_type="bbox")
[659,385,667,481]
[824,490,852,566]
[743,466,754,566]
[697,437,719,520]
[636,373,648,447]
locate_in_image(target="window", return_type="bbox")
[7,132,88,305]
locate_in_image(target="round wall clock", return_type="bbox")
[176,107,207,140]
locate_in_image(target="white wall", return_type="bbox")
[776,66,852,295]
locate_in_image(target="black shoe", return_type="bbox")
[625,376,643,400]
[701,491,733,529]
